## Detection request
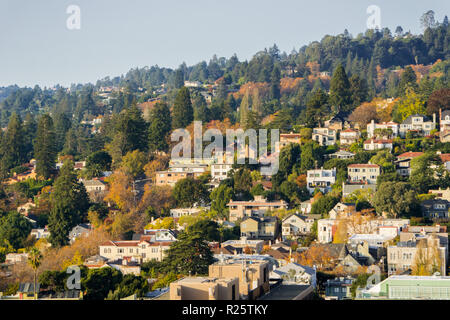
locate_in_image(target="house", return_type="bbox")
[395,152,424,177]
[367,120,399,138]
[99,240,172,263]
[240,216,279,240]
[340,129,360,145]
[312,128,337,146]
[439,153,450,171]
[82,179,107,193]
[17,201,36,216]
[399,114,436,137]
[220,238,264,254]
[420,199,450,220]
[299,199,313,214]
[387,236,447,276]
[281,214,316,240]
[440,130,450,143]
[306,168,336,194]
[279,133,302,149]
[342,182,377,198]
[347,164,380,185]
[170,277,239,300]
[325,277,354,300]
[30,227,50,240]
[317,219,337,243]
[359,275,450,300]
[324,111,351,131]
[227,195,288,222]
[363,138,393,151]
[429,188,450,201]
[209,258,270,300]
[139,229,178,242]
[328,202,356,219]
[440,109,450,132]
[211,163,233,181]
[270,262,316,287]
[5,253,28,264]
[155,164,208,186]
[169,207,208,218]
[69,224,92,243]
[327,150,355,160]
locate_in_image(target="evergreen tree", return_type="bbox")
[270,65,281,100]
[397,66,418,96]
[53,112,72,153]
[34,114,57,179]
[174,69,184,89]
[23,114,37,160]
[48,161,90,247]
[148,102,172,152]
[349,75,369,108]
[329,64,351,111]
[172,87,193,129]
[1,113,26,174]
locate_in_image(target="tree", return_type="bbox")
[104,169,135,212]
[311,195,339,217]
[28,247,42,300]
[162,230,214,275]
[34,114,57,179]
[305,89,330,127]
[409,153,440,194]
[106,274,149,300]
[329,64,351,111]
[85,150,112,178]
[426,88,450,115]
[420,10,436,30]
[270,65,281,100]
[172,177,209,207]
[0,211,33,249]
[394,88,426,122]
[1,112,26,175]
[210,184,234,219]
[82,267,123,300]
[172,87,193,129]
[148,102,172,152]
[374,181,418,218]
[348,102,379,129]
[53,112,72,152]
[349,75,368,108]
[187,220,221,242]
[397,66,417,96]
[48,161,90,247]
[174,69,185,89]
[121,150,146,179]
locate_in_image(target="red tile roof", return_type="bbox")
[348,164,380,168]
[440,154,450,163]
[397,152,424,159]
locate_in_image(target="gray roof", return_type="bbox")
[401,114,430,125]
[441,109,450,120]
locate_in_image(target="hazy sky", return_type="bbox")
[0,0,448,87]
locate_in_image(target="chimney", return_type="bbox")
[433,113,436,125]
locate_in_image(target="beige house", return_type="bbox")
[282,214,316,240]
[347,164,380,184]
[155,171,195,186]
[340,129,360,145]
[312,128,337,146]
[209,259,270,299]
[240,216,279,240]
[363,138,393,151]
[279,133,302,149]
[170,277,239,300]
[99,240,171,263]
[227,195,288,222]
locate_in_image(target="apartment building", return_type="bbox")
[99,240,171,263]
[211,163,233,181]
[227,195,288,222]
[220,238,264,254]
[209,259,270,299]
[312,128,337,146]
[306,168,336,194]
[170,277,239,300]
[240,216,279,240]
[347,164,380,184]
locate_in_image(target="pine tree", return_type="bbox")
[172,86,193,129]
[397,66,418,96]
[53,112,72,153]
[1,113,26,174]
[23,113,37,160]
[329,63,351,111]
[148,102,172,152]
[270,65,281,100]
[34,114,57,179]
[48,161,90,247]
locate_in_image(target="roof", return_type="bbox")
[100,240,172,247]
[439,154,450,163]
[441,109,450,119]
[397,152,424,159]
[348,164,380,168]
[364,138,393,144]
[82,179,105,187]
[227,199,287,207]
[402,114,430,124]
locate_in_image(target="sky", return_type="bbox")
[0,0,448,88]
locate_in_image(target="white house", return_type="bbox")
[399,114,436,137]
[312,128,337,146]
[347,164,381,185]
[306,168,336,194]
[340,129,360,145]
[282,214,316,240]
[367,120,399,138]
[363,138,393,151]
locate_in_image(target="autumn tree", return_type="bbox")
[426,88,450,115]
[348,102,379,129]
[104,169,135,212]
